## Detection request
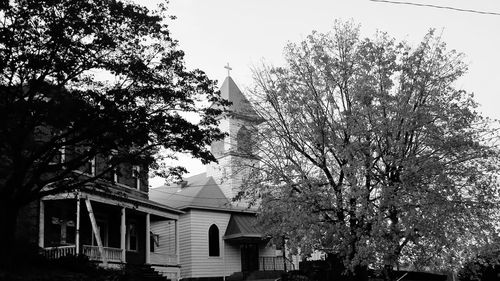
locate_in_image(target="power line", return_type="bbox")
[369,0,500,16]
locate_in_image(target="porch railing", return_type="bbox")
[41,245,76,259]
[82,245,123,262]
[150,252,178,265]
[259,256,295,271]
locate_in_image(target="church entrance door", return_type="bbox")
[241,243,259,272]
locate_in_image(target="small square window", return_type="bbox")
[82,157,95,176]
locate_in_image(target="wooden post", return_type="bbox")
[85,198,107,265]
[145,213,150,264]
[282,236,287,272]
[121,207,126,263]
[175,220,179,262]
[75,194,80,255]
[222,229,226,281]
[38,200,44,248]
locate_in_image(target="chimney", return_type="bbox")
[178,180,188,189]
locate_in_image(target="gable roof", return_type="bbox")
[149,173,232,210]
[224,213,264,240]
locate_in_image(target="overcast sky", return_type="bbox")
[147,0,500,186]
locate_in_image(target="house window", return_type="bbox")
[107,150,118,183]
[132,165,141,190]
[82,156,96,176]
[50,145,65,165]
[127,223,138,251]
[208,224,220,257]
[59,146,66,164]
[113,167,118,183]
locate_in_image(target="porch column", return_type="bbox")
[121,207,126,263]
[75,194,80,254]
[38,200,44,248]
[145,213,151,264]
[222,231,226,281]
[175,220,179,263]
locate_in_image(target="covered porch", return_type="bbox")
[38,191,180,270]
[223,213,293,273]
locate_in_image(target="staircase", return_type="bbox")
[125,264,170,281]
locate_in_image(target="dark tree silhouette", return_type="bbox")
[0,0,227,264]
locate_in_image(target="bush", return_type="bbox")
[0,252,124,281]
[458,258,500,281]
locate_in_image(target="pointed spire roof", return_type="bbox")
[220,76,261,121]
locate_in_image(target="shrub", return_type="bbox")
[458,255,500,281]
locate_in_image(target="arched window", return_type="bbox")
[208,224,220,256]
[236,126,252,154]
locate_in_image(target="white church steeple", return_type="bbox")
[206,73,262,203]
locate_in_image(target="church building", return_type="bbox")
[150,75,296,280]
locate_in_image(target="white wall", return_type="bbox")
[151,219,176,255]
[175,209,239,278]
[224,240,242,276]
[187,209,235,278]
[206,117,259,207]
[177,209,281,279]
[150,219,181,281]
[179,210,193,277]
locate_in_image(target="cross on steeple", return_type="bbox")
[224,63,232,77]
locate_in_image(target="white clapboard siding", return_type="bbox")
[177,209,277,279]
[179,210,193,277]
[187,209,235,278]
[224,242,241,275]
[151,220,176,255]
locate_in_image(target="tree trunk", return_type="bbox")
[329,252,369,281]
[0,198,21,269]
[282,236,287,272]
[344,236,369,281]
[350,264,369,281]
[382,264,394,281]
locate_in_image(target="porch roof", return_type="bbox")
[223,213,264,241]
[43,189,183,220]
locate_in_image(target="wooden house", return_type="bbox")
[17,153,183,280]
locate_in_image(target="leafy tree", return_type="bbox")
[240,21,500,281]
[0,0,226,265]
[458,237,500,281]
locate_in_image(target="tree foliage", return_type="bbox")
[458,236,500,281]
[0,0,226,260]
[241,21,500,280]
